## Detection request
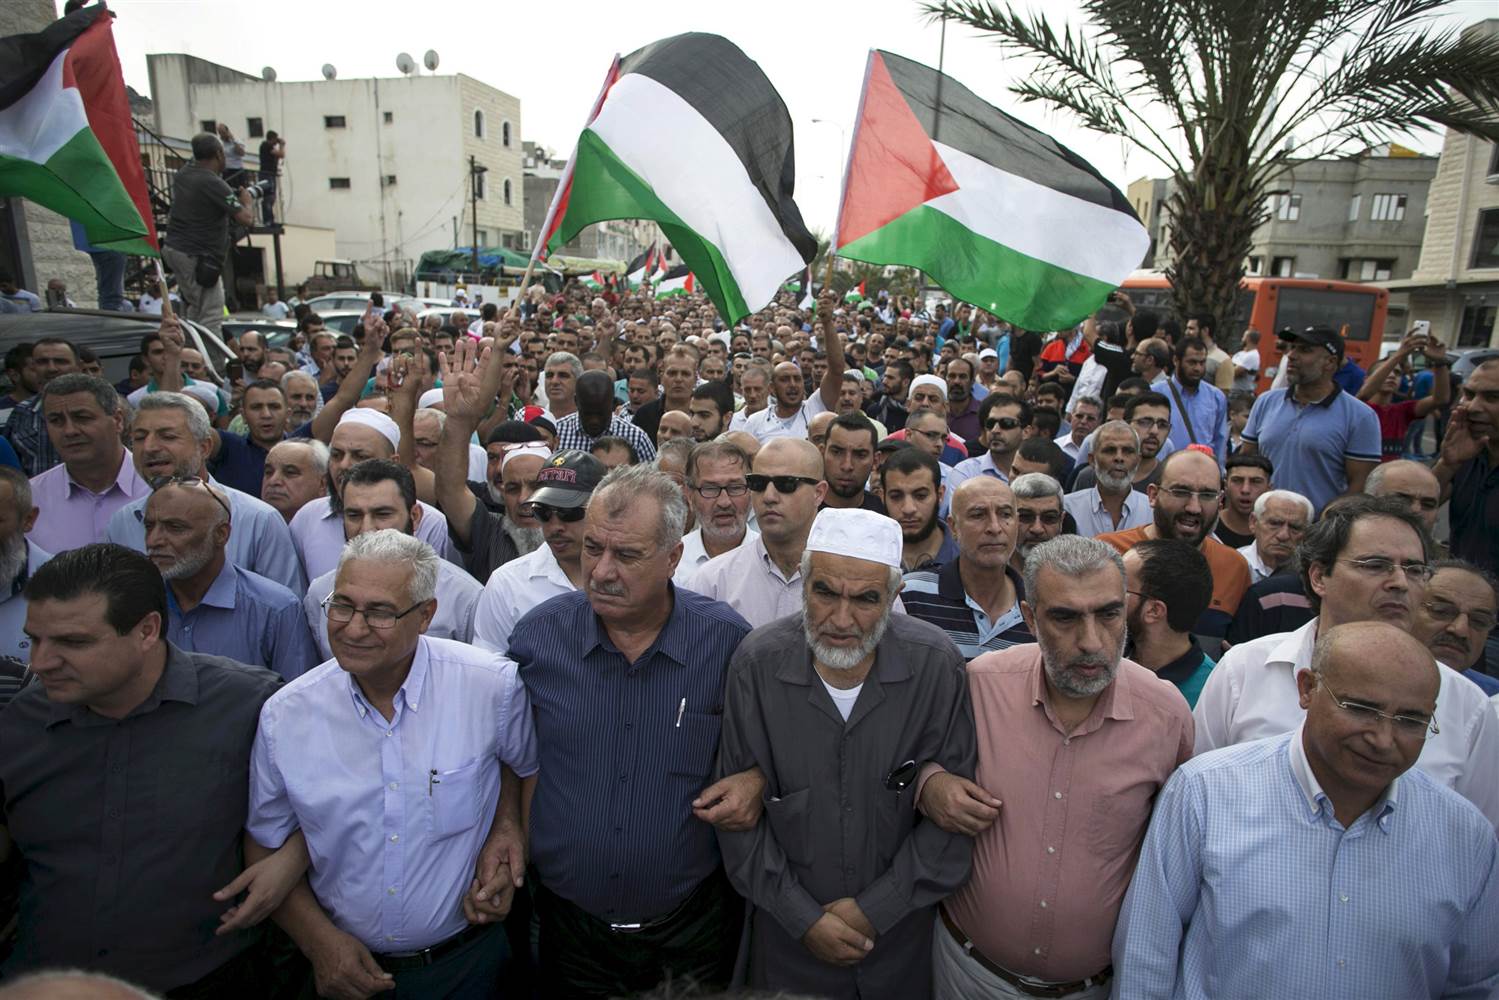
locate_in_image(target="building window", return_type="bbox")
[329,177,351,190]
[1271,255,1295,277]
[502,121,511,147]
[1348,195,1360,222]
[383,175,397,186]
[200,119,217,133]
[475,229,490,246]
[474,110,485,139]
[383,111,393,124]
[1347,258,1395,281]
[1475,209,1499,269]
[1488,144,1499,180]
[1247,255,1263,275]
[246,117,264,138]
[1370,193,1407,222]
[1458,304,1496,348]
[503,178,512,205]
[474,172,485,200]
[324,115,347,129]
[1271,193,1301,222]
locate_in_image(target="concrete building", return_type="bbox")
[521,141,660,262]
[1383,19,1499,350]
[1126,177,1169,269]
[147,54,523,288]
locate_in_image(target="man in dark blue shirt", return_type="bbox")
[1435,358,1499,575]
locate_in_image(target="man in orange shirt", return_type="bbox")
[1096,448,1251,643]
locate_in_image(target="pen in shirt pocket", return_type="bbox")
[675,698,686,728]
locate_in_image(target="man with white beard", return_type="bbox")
[0,467,50,659]
[715,507,976,998]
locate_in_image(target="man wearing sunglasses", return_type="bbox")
[950,393,1030,492]
[1195,495,1499,827]
[1117,623,1499,999]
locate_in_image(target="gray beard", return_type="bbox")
[157,536,217,581]
[503,516,544,555]
[1096,468,1134,492]
[804,601,893,671]
[1038,627,1126,698]
[0,533,27,584]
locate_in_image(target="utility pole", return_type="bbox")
[469,155,488,277]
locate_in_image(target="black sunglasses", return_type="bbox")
[527,503,587,523]
[985,416,1022,431]
[745,474,820,494]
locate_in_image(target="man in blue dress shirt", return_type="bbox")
[1113,622,1499,999]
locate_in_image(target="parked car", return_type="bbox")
[303,291,412,314]
[0,308,235,387]
[221,317,298,350]
[1452,347,1499,382]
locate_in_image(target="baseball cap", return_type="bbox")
[979,348,998,360]
[527,450,607,509]
[1279,326,1344,360]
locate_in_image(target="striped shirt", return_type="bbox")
[900,560,1031,660]
[1113,730,1499,999]
[509,586,751,923]
[553,411,657,463]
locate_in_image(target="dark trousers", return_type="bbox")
[260,176,278,225]
[166,941,268,999]
[533,868,741,1000]
[293,922,508,1000]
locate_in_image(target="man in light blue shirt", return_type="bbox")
[1162,338,1228,462]
[247,530,538,998]
[1113,622,1499,999]
[1064,421,1152,537]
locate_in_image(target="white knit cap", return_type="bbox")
[908,374,947,402]
[501,441,553,471]
[805,508,903,570]
[336,408,401,451]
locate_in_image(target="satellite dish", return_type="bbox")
[261,66,277,82]
[396,52,415,76]
[321,64,337,81]
[423,49,440,72]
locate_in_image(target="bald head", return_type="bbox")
[808,411,835,448]
[1310,621,1438,694]
[951,474,1013,510]
[1365,459,1440,529]
[0,971,161,1000]
[722,430,761,461]
[756,436,824,479]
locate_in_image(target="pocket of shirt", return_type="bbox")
[428,756,488,839]
[1086,789,1151,859]
[667,710,721,783]
[763,786,813,867]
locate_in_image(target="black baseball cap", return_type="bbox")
[1279,326,1345,360]
[528,450,606,509]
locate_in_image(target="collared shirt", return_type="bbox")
[1194,617,1499,827]
[304,559,480,660]
[1163,377,1229,460]
[208,430,271,498]
[0,644,281,991]
[28,451,150,554]
[673,527,751,586]
[511,587,751,922]
[108,477,306,596]
[1054,431,1086,462]
[553,411,657,462]
[472,543,576,654]
[1098,527,1251,640]
[1449,450,1499,574]
[166,562,318,681]
[742,394,829,443]
[1236,541,1276,583]
[0,542,50,660]
[1149,641,1217,709]
[1063,485,1151,538]
[4,398,58,476]
[247,636,538,953]
[906,521,961,574]
[946,645,1193,983]
[1241,386,1380,513]
[681,533,805,629]
[1112,730,1499,1000]
[901,559,1031,660]
[287,495,455,585]
[948,451,1010,494]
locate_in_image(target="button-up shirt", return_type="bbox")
[1236,541,1276,583]
[287,496,456,584]
[672,527,752,586]
[943,645,1193,982]
[680,534,804,629]
[4,397,59,476]
[28,451,149,554]
[1241,385,1380,513]
[0,645,281,991]
[511,587,751,922]
[166,562,318,681]
[304,559,480,660]
[247,636,538,953]
[742,395,829,443]
[553,411,657,463]
[1163,376,1229,461]
[1112,730,1499,1000]
[107,477,306,596]
[948,451,1010,494]
[1063,485,1151,538]
[0,542,50,660]
[1194,617,1499,827]
[472,543,576,655]
[900,560,1032,660]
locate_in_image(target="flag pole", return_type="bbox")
[153,258,174,320]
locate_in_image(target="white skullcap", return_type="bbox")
[336,408,400,451]
[805,508,903,570]
[501,442,552,471]
[418,388,445,409]
[979,348,998,360]
[179,383,219,411]
[908,374,947,401]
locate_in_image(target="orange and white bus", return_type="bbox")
[1098,271,1389,392]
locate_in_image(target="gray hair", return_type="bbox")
[655,437,695,473]
[589,464,688,550]
[1070,394,1104,414]
[338,529,438,604]
[268,437,330,478]
[414,407,446,430]
[281,370,323,415]
[1252,488,1314,522]
[545,351,583,377]
[799,549,903,597]
[137,391,213,443]
[1010,472,1064,501]
[39,372,120,416]
[1093,419,1140,452]
[0,465,32,517]
[1022,535,1125,606]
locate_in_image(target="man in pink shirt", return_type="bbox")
[917,535,1194,999]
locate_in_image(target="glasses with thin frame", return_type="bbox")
[1421,599,1497,633]
[322,594,425,630]
[1314,676,1439,741]
[1159,486,1222,505]
[1336,557,1433,584]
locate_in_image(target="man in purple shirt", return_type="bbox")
[27,374,147,555]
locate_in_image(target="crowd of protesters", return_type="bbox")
[0,266,1495,1000]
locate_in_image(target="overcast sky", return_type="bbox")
[93,0,1495,234]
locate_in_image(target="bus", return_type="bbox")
[1099,271,1389,392]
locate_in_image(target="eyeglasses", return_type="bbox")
[1336,557,1433,583]
[1421,599,1497,633]
[689,481,749,498]
[322,594,426,630]
[1131,417,1172,431]
[1315,677,1439,741]
[985,416,1022,431]
[745,474,820,494]
[150,475,232,521]
[527,503,587,523]
[1017,510,1063,526]
[1160,486,1222,505]
[908,426,945,441]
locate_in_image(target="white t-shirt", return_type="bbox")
[820,678,863,722]
[262,301,290,320]
[1231,348,1260,393]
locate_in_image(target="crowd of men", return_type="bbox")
[0,262,1496,1000]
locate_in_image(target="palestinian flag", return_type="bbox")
[0,6,157,255]
[532,33,816,325]
[582,270,605,289]
[655,264,695,299]
[844,280,866,303]
[625,242,658,287]
[833,50,1147,331]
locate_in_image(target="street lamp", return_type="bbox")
[469,155,489,276]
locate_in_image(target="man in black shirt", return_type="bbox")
[255,131,285,225]
[162,134,253,337]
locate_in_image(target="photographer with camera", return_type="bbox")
[162,134,253,338]
[257,130,285,225]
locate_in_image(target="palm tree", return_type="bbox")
[920,0,1499,335]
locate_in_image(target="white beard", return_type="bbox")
[502,516,544,555]
[0,533,27,585]
[804,602,893,672]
